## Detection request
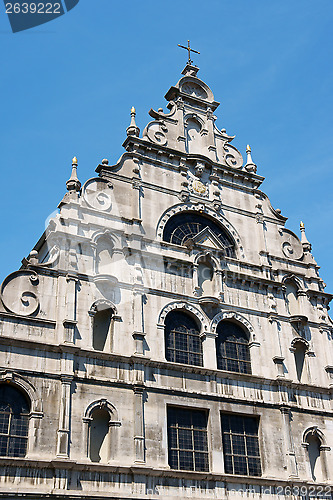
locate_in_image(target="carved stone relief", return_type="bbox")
[1,270,40,316]
[279,228,304,260]
[83,178,113,211]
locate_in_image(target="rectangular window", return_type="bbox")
[167,407,209,472]
[221,413,261,476]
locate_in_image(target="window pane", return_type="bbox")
[168,408,208,471]
[0,385,30,458]
[221,414,261,477]
[165,311,203,367]
[179,450,193,470]
[248,456,262,476]
[233,454,247,475]
[195,451,209,472]
[11,415,29,437]
[8,437,27,457]
[216,322,251,374]
[0,436,8,456]
[232,434,246,455]
[0,413,10,434]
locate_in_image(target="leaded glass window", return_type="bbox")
[221,414,261,476]
[163,212,235,257]
[168,407,209,472]
[0,385,30,457]
[216,321,251,374]
[165,311,203,366]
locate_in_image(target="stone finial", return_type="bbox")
[126,107,140,137]
[66,156,81,192]
[244,144,257,173]
[300,221,312,252]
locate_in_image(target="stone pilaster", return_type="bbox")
[201,331,217,370]
[133,384,145,463]
[280,406,298,478]
[56,375,73,458]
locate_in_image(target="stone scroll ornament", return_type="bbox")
[144,121,168,146]
[83,178,113,211]
[279,228,304,260]
[223,144,243,169]
[1,270,39,316]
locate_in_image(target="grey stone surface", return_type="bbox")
[0,63,332,499]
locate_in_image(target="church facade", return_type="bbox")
[0,61,332,499]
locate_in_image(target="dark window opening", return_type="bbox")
[167,407,209,472]
[165,310,203,367]
[0,385,30,458]
[221,414,261,476]
[163,212,235,257]
[216,321,251,374]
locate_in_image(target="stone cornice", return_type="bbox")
[0,337,331,399]
[0,457,331,490]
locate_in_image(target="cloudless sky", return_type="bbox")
[1,0,333,293]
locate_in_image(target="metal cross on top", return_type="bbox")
[178,40,200,65]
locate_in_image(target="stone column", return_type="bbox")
[319,445,331,481]
[215,270,224,301]
[280,406,298,478]
[297,290,309,316]
[201,332,217,370]
[27,411,43,457]
[56,375,73,458]
[133,384,145,463]
[82,416,92,459]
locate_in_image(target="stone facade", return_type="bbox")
[0,63,332,499]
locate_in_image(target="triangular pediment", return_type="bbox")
[192,227,224,249]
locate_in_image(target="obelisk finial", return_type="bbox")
[244,144,257,173]
[300,221,312,252]
[66,156,81,192]
[126,106,140,137]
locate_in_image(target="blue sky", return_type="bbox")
[1,0,333,292]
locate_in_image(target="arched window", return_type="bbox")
[163,212,235,257]
[216,321,251,374]
[0,384,30,457]
[89,408,110,463]
[165,310,203,366]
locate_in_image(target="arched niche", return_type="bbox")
[96,236,114,275]
[194,252,221,298]
[302,427,330,482]
[83,399,121,463]
[290,337,309,383]
[185,117,203,154]
[89,300,117,352]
